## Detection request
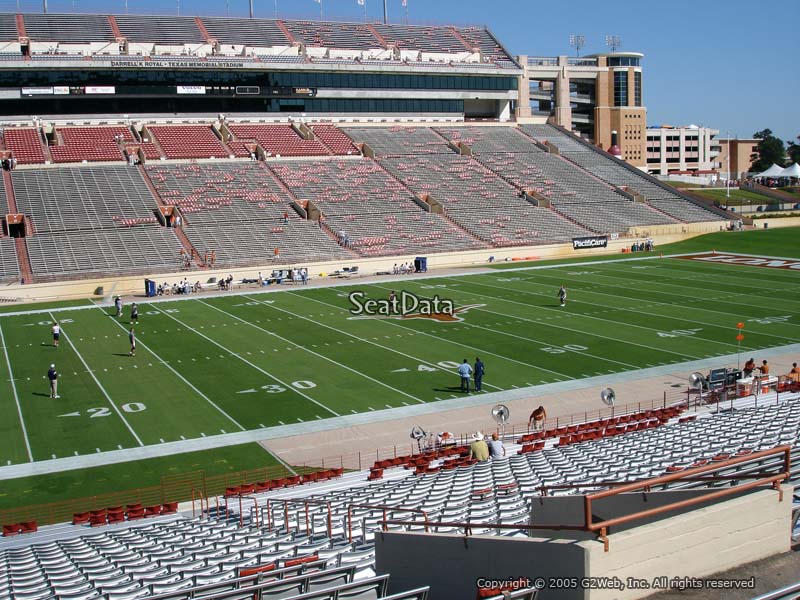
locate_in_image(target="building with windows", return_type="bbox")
[644,125,720,177]
[0,13,521,120]
[517,52,646,167]
[716,138,760,180]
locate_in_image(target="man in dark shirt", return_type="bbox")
[474,357,485,392]
[47,364,59,398]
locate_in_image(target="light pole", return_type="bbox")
[726,131,732,199]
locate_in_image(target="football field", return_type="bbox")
[1,236,799,471]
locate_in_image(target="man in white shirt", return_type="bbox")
[51,322,60,348]
[457,359,472,393]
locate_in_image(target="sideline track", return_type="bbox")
[1,342,799,481]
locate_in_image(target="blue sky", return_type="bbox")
[7,0,797,143]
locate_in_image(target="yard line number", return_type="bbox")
[541,344,589,354]
[656,328,703,338]
[84,403,147,418]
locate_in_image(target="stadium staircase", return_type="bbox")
[138,165,204,267]
[1,169,33,283]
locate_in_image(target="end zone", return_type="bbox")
[674,252,800,271]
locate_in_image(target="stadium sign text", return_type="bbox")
[573,235,609,250]
[348,291,454,318]
[677,252,800,271]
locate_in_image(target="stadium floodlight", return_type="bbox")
[569,34,585,57]
[604,35,622,53]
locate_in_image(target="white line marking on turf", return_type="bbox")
[437,279,704,361]
[100,306,247,433]
[153,303,340,417]
[0,324,33,462]
[493,271,793,345]
[203,298,426,406]
[280,293,505,391]
[49,312,144,447]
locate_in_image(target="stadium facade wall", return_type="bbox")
[0,226,725,303]
[375,484,792,600]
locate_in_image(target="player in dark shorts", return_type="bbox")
[130,303,139,325]
[51,322,60,347]
[558,285,567,307]
[129,327,136,357]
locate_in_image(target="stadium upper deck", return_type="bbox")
[0,13,520,118]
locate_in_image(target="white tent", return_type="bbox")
[779,163,800,178]
[756,164,786,177]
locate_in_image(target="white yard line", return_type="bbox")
[50,312,144,447]
[546,264,800,323]
[286,290,565,378]
[0,323,33,462]
[200,298,426,405]
[152,304,340,417]
[487,270,798,343]
[255,293,504,392]
[99,306,246,432]
[398,279,704,362]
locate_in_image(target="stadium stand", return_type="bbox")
[227,124,329,158]
[25,228,184,279]
[380,154,591,245]
[146,163,292,225]
[371,24,469,54]
[2,397,795,599]
[49,126,133,163]
[146,162,350,266]
[113,15,206,44]
[342,127,451,157]
[282,21,382,50]
[0,14,19,41]
[310,125,360,156]
[12,166,159,233]
[520,124,722,223]
[434,126,540,154]
[21,13,115,43]
[200,16,292,47]
[0,237,19,282]
[147,125,229,160]
[3,129,47,165]
[10,165,186,279]
[268,158,485,256]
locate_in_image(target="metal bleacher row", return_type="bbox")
[2,396,798,600]
[268,158,484,256]
[0,123,724,280]
[521,124,722,223]
[0,13,518,68]
[146,162,349,266]
[379,154,590,246]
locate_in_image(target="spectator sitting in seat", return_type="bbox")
[469,432,489,462]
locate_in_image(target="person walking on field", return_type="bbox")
[458,359,472,393]
[558,285,567,307]
[128,327,136,357]
[114,296,123,317]
[48,364,59,398]
[51,322,60,348]
[130,303,139,325]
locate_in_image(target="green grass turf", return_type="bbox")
[690,188,776,206]
[0,298,93,314]
[0,228,798,511]
[0,443,277,510]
